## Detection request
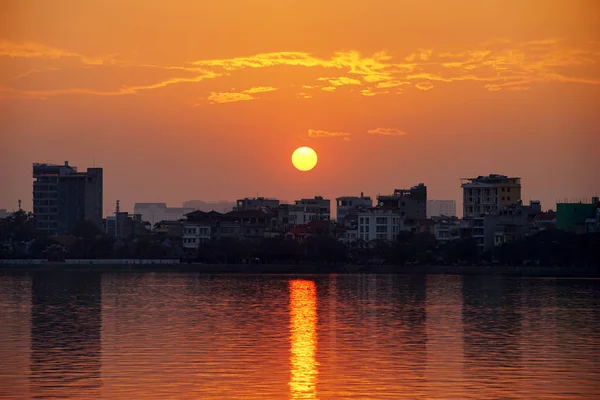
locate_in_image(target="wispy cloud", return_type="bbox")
[243,86,278,94]
[308,129,351,138]
[368,128,408,136]
[207,92,254,104]
[1,39,599,102]
[318,76,361,86]
[415,82,434,91]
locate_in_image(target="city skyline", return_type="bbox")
[1,0,599,218]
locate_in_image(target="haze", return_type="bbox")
[1,0,599,216]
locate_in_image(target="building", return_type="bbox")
[183,200,235,213]
[461,174,522,218]
[133,203,195,227]
[432,217,460,243]
[427,200,456,218]
[485,200,541,251]
[0,209,9,219]
[377,183,427,219]
[357,208,407,242]
[556,197,599,234]
[289,196,331,225]
[105,212,149,239]
[33,161,103,236]
[234,197,280,211]
[335,193,372,226]
[154,220,184,238]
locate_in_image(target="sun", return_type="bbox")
[292,147,318,171]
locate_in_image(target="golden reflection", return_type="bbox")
[289,280,318,399]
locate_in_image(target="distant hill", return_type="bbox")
[183,200,236,213]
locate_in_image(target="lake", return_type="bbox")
[0,272,599,399]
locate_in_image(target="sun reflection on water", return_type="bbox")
[289,280,318,399]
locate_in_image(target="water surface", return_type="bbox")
[0,272,598,399]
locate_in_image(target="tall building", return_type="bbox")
[335,193,373,225]
[234,197,280,211]
[289,196,331,225]
[133,203,195,227]
[427,200,456,218]
[33,162,103,236]
[461,174,521,218]
[357,208,407,242]
[377,183,427,219]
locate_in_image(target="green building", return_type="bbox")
[556,202,598,233]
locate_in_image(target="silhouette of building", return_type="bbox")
[427,200,456,218]
[0,208,9,219]
[556,197,599,234]
[461,174,522,218]
[33,161,103,236]
[182,200,235,213]
[234,197,280,211]
[377,183,427,219]
[105,212,150,238]
[335,193,372,226]
[290,196,331,225]
[133,203,195,227]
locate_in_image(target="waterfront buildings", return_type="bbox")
[461,175,522,218]
[289,196,331,225]
[357,208,407,242]
[235,197,280,211]
[335,193,372,226]
[33,162,103,236]
[377,184,427,219]
[133,203,195,227]
[427,200,456,218]
[556,197,599,234]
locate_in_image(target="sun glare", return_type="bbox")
[292,147,318,171]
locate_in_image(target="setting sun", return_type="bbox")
[292,147,318,172]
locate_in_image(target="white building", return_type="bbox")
[289,196,330,225]
[357,208,407,242]
[427,200,456,218]
[133,203,195,227]
[336,193,372,225]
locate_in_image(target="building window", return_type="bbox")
[360,226,364,233]
[376,225,388,233]
[507,196,511,201]
[376,217,387,224]
[502,197,505,201]
[365,225,369,233]
[502,188,505,192]
[507,188,511,192]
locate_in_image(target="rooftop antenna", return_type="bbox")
[18,199,22,211]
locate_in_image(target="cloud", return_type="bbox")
[368,128,408,136]
[2,39,600,101]
[308,129,351,138]
[242,86,277,94]
[415,82,434,91]
[0,40,115,65]
[318,76,361,86]
[207,92,254,104]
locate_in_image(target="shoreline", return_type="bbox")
[0,262,598,277]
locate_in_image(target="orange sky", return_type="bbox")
[1,0,599,216]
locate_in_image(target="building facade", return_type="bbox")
[377,183,427,219]
[133,203,195,227]
[461,174,522,218]
[289,196,331,225]
[357,208,406,242]
[33,162,103,236]
[234,197,280,211]
[556,198,599,234]
[335,193,372,225]
[427,200,456,218]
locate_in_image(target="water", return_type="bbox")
[1,272,599,399]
